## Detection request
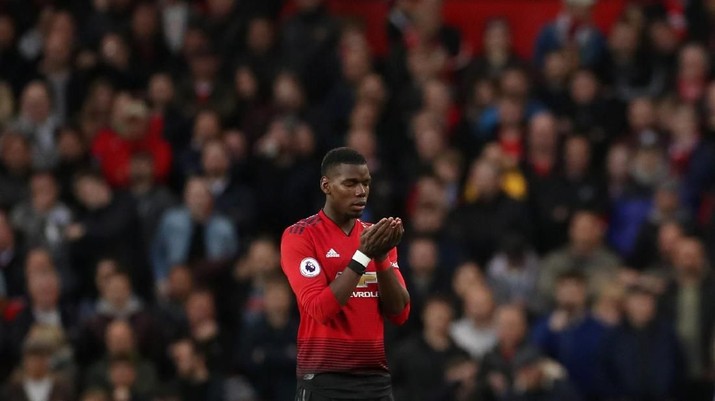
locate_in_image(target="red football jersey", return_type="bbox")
[280,210,410,377]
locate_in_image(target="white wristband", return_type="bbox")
[352,250,371,268]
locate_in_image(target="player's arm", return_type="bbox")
[281,219,392,323]
[375,219,410,321]
[376,250,410,318]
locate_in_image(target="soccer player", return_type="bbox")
[281,147,411,400]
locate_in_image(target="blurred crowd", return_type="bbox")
[1,0,715,400]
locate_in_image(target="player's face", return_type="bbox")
[325,163,371,219]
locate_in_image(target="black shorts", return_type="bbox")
[295,372,394,401]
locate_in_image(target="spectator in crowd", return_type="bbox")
[155,265,193,343]
[11,173,73,262]
[184,288,230,374]
[0,133,32,210]
[531,270,608,399]
[232,236,282,327]
[447,158,531,265]
[597,285,684,401]
[391,295,468,401]
[401,235,452,322]
[11,178,77,296]
[642,220,686,281]
[524,113,563,252]
[67,170,150,300]
[450,285,497,360]
[463,17,525,86]
[252,117,323,234]
[431,353,479,401]
[147,72,190,154]
[236,275,297,401]
[623,97,661,149]
[7,268,76,367]
[200,138,255,235]
[281,0,340,102]
[487,233,541,309]
[77,79,116,143]
[674,43,710,103]
[103,353,148,401]
[607,143,669,256]
[77,258,121,322]
[26,323,77,384]
[659,236,715,400]
[534,0,606,68]
[54,126,94,206]
[591,283,624,327]
[666,102,715,214]
[227,65,267,143]
[10,81,60,169]
[177,44,235,120]
[322,24,375,138]
[534,50,573,120]
[92,95,172,189]
[2,335,74,401]
[95,32,145,91]
[151,176,238,289]
[628,179,692,269]
[599,19,668,102]
[235,16,281,96]
[175,109,223,182]
[563,71,622,163]
[128,152,177,247]
[33,27,85,124]
[84,319,158,398]
[167,338,227,401]
[78,271,160,365]
[531,134,609,252]
[538,210,620,308]
[504,348,582,401]
[450,260,486,305]
[476,304,539,401]
[127,2,170,85]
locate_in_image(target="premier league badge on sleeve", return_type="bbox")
[300,257,321,278]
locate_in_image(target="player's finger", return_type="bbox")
[371,219,392,240]
[362,218,385,237]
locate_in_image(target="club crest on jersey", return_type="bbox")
[300,258,321,278]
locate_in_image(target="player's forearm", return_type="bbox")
[377,268,410,315]
[329,267,362,305]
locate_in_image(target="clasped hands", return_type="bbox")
[358,217,404,261]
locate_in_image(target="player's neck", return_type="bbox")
[322,205,356,234]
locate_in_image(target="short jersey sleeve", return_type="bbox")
[281,229,342,324]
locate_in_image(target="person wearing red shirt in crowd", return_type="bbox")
[281,147,410,400]
[92,94,172,188]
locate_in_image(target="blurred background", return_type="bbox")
[0,0,715,400]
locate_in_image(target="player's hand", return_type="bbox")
[375,218,404,261]
[387,217,404,248]
[359,218,393,258]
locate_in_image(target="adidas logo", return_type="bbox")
[325,248,340,258]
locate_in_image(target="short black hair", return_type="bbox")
[320,147,367,176]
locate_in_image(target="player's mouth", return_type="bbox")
[351,201,366,211]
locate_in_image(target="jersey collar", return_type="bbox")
[319,209,358,237]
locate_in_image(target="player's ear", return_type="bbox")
[320,176,330,195]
